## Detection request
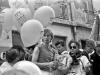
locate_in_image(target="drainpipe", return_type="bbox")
[74,26,77,40]
[69,2,76,41]
[91,0,94,15]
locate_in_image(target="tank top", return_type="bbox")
[37,43,55,71]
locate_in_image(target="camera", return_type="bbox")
[69,52,79,65]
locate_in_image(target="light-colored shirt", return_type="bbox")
[67,56,90,75]
[0,62,13,74]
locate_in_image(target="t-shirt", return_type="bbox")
[67,56,90,75]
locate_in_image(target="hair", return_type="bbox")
[6,45,25,63]
[11,45,25,53]
[55,40,65,47]
[68,40,80,49]
[6,48,19,63]
[86,39,95,49]
[43,28,54,39]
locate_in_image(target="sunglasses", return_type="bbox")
[70,46,76,49]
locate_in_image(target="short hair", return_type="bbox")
[11,45,25,53]
[68,40,80,49]
[6,48,19,63]
[55,40,65,47]
[86,39,95,49]
[7,45,25,62]
[43,28,54,39]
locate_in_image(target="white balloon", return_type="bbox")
[21,19,43,47]
[9,0,28,9]
[13,8,32,31]
[13,61,41,75]
[0,8,14,33]
[33,6,55,27]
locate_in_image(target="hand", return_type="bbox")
[48,61,58,70]
[67,57,73,66]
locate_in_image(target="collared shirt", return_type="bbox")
[89,51,94,59]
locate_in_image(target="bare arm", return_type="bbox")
[32,47,51,68]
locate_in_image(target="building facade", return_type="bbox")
[48,0,94,50]
[0,0,95,50]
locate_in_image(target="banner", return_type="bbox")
[71,1,86,24]
[71,0,94,25]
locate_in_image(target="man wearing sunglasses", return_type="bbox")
[58,40,90,75]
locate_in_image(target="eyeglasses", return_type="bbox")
[70,46,76,49]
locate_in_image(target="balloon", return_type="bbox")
[1,69,30,75]
[0,24,2,37]
[9,0,28,9]
[33,6,55,27]
[28,0,48,15]
[13,8,32,31]
[0,8,14,33]
[50,4,61,18]
[13,61,41,75]
[21,19,43,47]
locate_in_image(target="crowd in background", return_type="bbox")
[0,28,100,75]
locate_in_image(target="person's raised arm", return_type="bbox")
[32,47,39,62]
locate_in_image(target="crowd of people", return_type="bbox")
[0,28,100,75]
